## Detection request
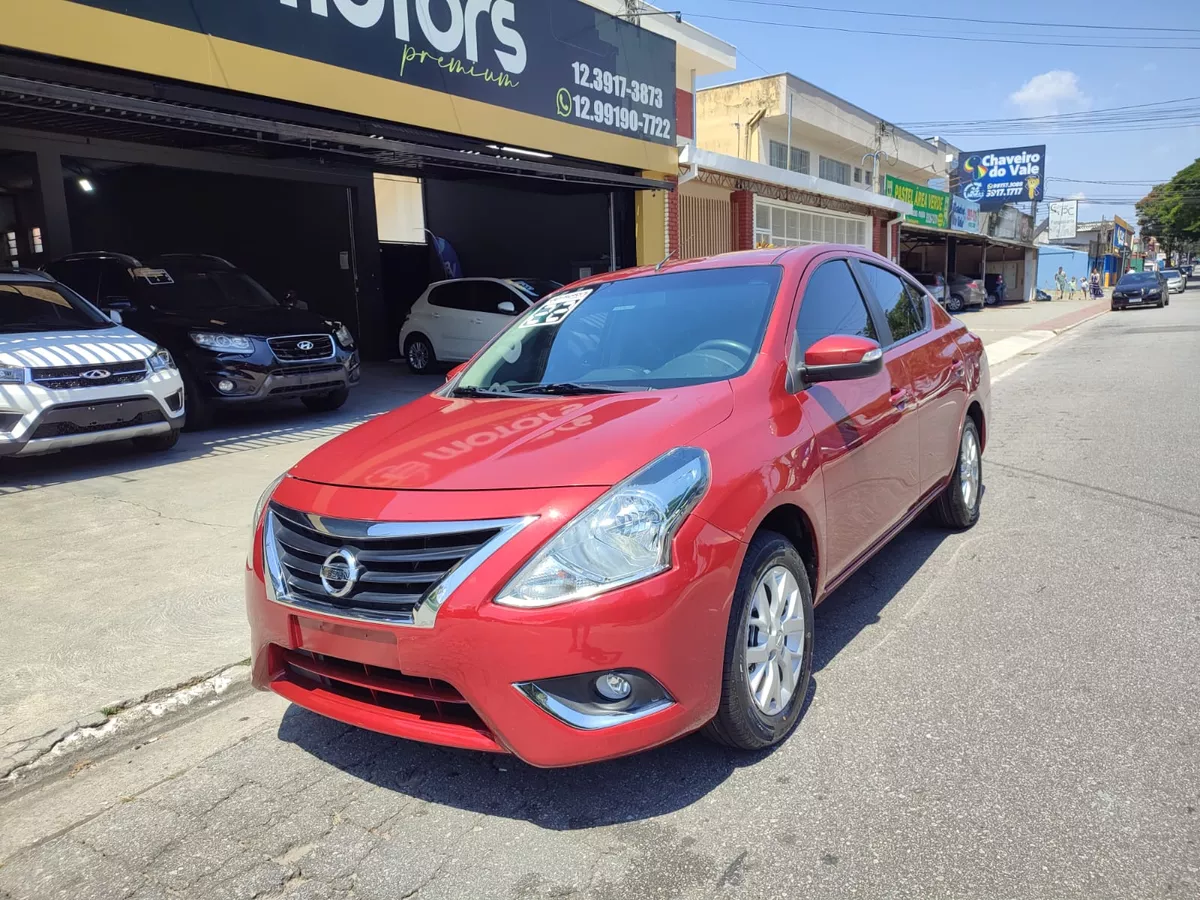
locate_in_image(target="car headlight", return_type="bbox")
[0,365,26,384]
[191,332,253,354]
[495,447,710,609]
[147,346,176,372]
[250,473,286,557]
[333,323,355,350]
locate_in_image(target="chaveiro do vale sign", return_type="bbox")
[954,145,1046,210]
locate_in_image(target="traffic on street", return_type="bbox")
[1,1,1198,898]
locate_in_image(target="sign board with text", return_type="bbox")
[1048,200,1078,240]
[955,145,1046,210]
[885,175,949,229]
[950,195,981,234]
[66,0,677,145]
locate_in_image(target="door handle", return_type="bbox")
[889,387,912,409]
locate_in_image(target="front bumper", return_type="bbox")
[1112,294,1162,308]
[0,369,185,457]
[185,340,359,405]
[246,478,743,767]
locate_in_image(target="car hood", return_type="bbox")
[0,325,155,367]
[288,384,735,491]
[145,305,334,336]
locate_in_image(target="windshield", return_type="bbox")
[141,269,280,311]
[1117,273,1158,288]
[509,279,562,300]
[1162,270,1181,278]
[0,282,114,333]
[456,266,782,393]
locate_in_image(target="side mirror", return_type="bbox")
[103,296,133,310]
[107,309,123,325]
[800,335,884,384]
[446,363,467,383]
[497,300,516,314]
[283,290,307,310]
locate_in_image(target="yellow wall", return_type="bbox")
[0,0,677,176]
[694,77,784,163]
[636,187,668,267]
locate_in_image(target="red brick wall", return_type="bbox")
[666,177,680,257]
[873,216,885,256]
[730,190,755,251]
[675,89,694,140]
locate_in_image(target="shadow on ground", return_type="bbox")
[281,513,955,827]
[0,365,439,494]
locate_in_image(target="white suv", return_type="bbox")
[399,277,561,373]
[0,270,185,458]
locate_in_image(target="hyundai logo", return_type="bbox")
[296,340,315,351]
[319,548,361,599]
[81,369,111,380]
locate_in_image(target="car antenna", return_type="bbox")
[655,248,678,271]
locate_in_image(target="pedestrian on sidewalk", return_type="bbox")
[1055,267,1067,300]
[1090,268,1103,299]
[995,273,1006,304]
[1068,275,1079,300]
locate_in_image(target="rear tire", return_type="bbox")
[180,370,214,432]
[405,335,436,374]
[302,386,350,412]
[702,531,814,751]
[935,417,982,529]
[132,428,180,453]
[947,293,965,313]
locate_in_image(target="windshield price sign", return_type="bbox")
[69,0,677,146]
[954,145,1046,210]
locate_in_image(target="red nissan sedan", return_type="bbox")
[246,246,989,766]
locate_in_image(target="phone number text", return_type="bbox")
[571,61,665,109]
[568,94,672,139]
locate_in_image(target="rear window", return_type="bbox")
[509,279,562,299]
[0,282,113,333]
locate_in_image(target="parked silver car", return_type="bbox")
[911,272,986,312]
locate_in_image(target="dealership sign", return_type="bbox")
[950,195,980,234]
[955,145,1046,210]
[885,175,949,229]
[66,0,677,145]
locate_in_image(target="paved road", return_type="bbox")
[3,293,1198,898]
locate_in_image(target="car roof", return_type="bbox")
[0,268,57,283]
[50,251,237,270]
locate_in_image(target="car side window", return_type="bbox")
[98,262,138,306]
[46,259,102,303]
[860,263,923,343]
[427,281,474,311]
[902,280,928,329]
[472,281,521,315]
[794,260,877,353]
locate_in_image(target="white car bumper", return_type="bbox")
[0,367,185,457]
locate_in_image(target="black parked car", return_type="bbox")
[44,253,359,429]
[1110,270,1168,310]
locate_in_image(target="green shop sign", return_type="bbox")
[885,176,949,229]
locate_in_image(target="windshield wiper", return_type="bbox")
[447,385,514,398]
[507,382,635,395]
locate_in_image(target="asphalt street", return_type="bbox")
[2,293,1198,899]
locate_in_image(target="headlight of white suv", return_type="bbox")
[147,347,176,372]
[495,447,710,609]
[191,332,253,354]
[0,365,26,384]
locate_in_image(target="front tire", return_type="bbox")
[302,386,350,412]
[180,369,214,431]
[405,335,436,374]
[934,417,982,529]
[703,531,814,751]
[947,293,965,313]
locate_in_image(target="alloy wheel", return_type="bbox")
[745,565,806,715]
[960,427,981,510]
[408,341,430,371]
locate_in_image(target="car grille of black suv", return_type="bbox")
[268,335,334,361]
[30,360,148,390]
[264,503,531,625]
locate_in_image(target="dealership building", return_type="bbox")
[0,0,735,358]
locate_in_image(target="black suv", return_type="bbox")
[45,253,360,428]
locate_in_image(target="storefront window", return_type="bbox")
[754,199,869,250]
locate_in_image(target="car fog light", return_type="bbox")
[595,673,632,701]
[217,379,235,393]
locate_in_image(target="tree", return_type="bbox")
[1137,158,1200,262]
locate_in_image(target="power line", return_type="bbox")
[681,12,1200,51]
[898,96,1200,130]
[711,0,1200,34]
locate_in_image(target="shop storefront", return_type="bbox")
[0,0,733,357]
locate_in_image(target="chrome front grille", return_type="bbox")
[30,360,148,390]
[264,503,534,627]
[268,334,334,361]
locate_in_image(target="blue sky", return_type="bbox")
[678,0,1200,228]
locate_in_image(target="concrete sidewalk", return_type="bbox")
[963,297,1110,367]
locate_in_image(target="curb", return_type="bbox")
[985,305,1109,368]
[1,661,253,788]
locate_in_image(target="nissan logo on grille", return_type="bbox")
[319,548,361,599]
[296,340,315,351]
[81,369,111,380]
